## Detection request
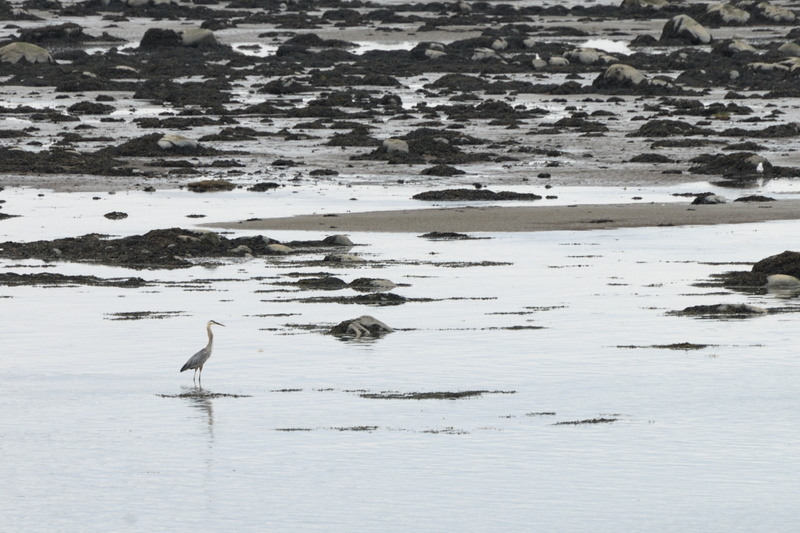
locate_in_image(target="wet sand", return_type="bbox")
[214,199,800,233]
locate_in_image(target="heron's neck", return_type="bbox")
[207,324,214,346]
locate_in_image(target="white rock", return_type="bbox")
[382,138,409,154]
[564,47,600,65]
[662,14,712,45]
[707,3,750,24]
[0,42,54,64]
[266,244,292,254]
[756,2,796,23]
[602,63,647,85]
[727,40,757,53]
[471,47,496,61]
[158,134,199,150]
[181,28,218,47]
[548,57,570,67]
[766,274,800,288]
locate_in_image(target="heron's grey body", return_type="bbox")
[180,320,225,382]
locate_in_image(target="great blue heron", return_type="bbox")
[180,320,225,382]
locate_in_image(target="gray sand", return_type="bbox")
[212,200,800,233]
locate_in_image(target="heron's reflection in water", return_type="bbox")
[181,384,215,439]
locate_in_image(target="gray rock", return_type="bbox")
[755,2,796,23]
[0,42,54,64]
[322,234,354,246]
[181,28,219,47]
[660,15,712,45]
[382,138,409,154]
[706,3,750,24]
[778,42,800,57]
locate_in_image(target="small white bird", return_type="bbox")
[756,162,764,174]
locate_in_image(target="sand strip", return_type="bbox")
[211,201,800,233]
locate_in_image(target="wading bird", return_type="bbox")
[180,320,225,383]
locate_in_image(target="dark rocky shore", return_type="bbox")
[1,0,800,270]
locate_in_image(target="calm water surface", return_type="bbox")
[1,186,799,532]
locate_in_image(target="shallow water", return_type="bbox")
[1,184,800,532]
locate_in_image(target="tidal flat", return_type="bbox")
[2,0,800,531]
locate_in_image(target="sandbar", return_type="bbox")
[212,200,800,233]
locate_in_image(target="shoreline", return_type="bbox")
[209,200,800,234]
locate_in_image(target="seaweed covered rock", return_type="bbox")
[413,189,542,201]
[329,315,394,338]
[752,250,800,279]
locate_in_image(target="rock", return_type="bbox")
[248,182,280,192]
[266,243,292,254]
[778,42,800,57]
[471,47,497,61]
[348,278,397,292]
[181,28,219,47]
[0,42,54,64]
[660,15,712,45]
[324,253,362,263]
[322,235,354,246]
[691,193,727,204]
[564,47,600,65]
[186,179,236,192]
[139,28,182,48]
[531,58,548,69]
[158,134,199,150]
[621,0,669,9]
[490,38,507,51]
[329,315,394,338]
[752,250,800,278]
[548,57,570,67]
[421,164,466,176]
[599,63,647,86]
[412,189,542,201]
[723,40,758,54]
[381,138,409,154]
[104,211,128,220]
[754,2,796,23]
[676,304,766,316]
[765,274,800,289]
[706,3,750,24]
[230,245,252,255]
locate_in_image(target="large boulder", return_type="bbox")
[660,15,712,45]
[594,64,647,87]
[0,42,54,64]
